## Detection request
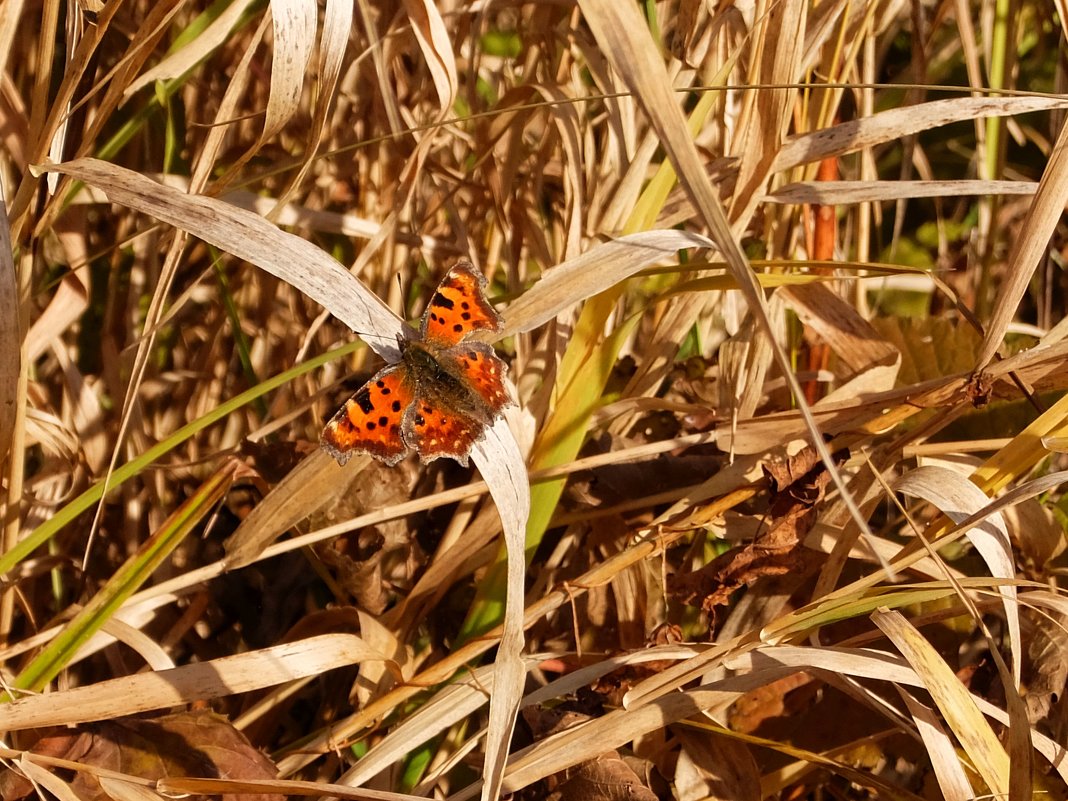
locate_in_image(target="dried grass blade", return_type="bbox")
[97,776,170,801]
[38,159,403,358]
[873,609,1009,797]
[775,95,1068,172]
[770,179,1038,204]
[159,776,428,801]
[894,465,1020,685]
[1055,0,1068,40]
[318,0,352,109]
[0,634,381,731]
[0,0,26,83]
[17,756,84,801]
[260,0,316,143]
[472,422,530,801]
[784,283,898,374]
[728,0,805,223]
[897,688,974,801]
[338,661,500,786]
[123,0,258,97]
[273,0,353,208]
[26,263,88,363]
[402,0,457,110]
[225,448,370,569]
[976,118,1068,367]
[575,0,882,569]
[501,230,715,336]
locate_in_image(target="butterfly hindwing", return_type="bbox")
[320,365,413,466]
[439,341,510,415]
[402,395,484,466]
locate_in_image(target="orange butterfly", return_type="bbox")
[321,262,511,466]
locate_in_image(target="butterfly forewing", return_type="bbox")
[421,262,503,347]
[320,366,413,465]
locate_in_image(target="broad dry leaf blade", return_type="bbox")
[37,158,404,358]
[501,230,715,336]
[402,0,457,112]
[225,449,369,569]
[98,777,170,801]
[894,465,1020,685]
[124,0,258,96]
[261,0,317,143]
[769,179,1038,204]
[873,609,1009,797]
[472,421,530,801]
[17,756,86,801]
[897,687,974,801]
[775,96,1068,172]
[0,634,382,731]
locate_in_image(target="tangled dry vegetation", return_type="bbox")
[3,0,1068,799]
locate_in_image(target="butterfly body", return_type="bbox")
[321,263,510,467]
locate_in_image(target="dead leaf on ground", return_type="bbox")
[673,729,761,801]
[310,461,419,614]
[545,752,659,801]
[669,446,845,612]
[522,705,660,801]
[0,711,281,801]
[1022,606,1068,729]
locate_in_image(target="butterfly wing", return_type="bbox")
[401,397,483,466]
[441,341,511,414]
[421,261,503,348]
[322,261,508,468]
[402,343,511,465]
[321,365,413,466]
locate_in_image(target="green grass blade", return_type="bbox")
[10,466,234,694]
[0,342,360,577]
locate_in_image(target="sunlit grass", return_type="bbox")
[1,1,1067,799]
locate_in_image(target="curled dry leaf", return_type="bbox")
[545,755,659,801]
[1021,602,1068,727]
[523,708,659,801]
[670,445,847,613]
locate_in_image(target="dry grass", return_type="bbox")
[2,1,1068,799]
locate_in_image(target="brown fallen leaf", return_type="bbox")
[0,711,281,801]
[673,729,761,801]
[545,752,659,801]
[522,705,660,801]
[311,461,420,614]
[669,446,845,612]
[1022,605,1068,730]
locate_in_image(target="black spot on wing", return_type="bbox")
[355,389,374,414]
[430,292,455,310]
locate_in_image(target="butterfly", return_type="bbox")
[321,262,511,467]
